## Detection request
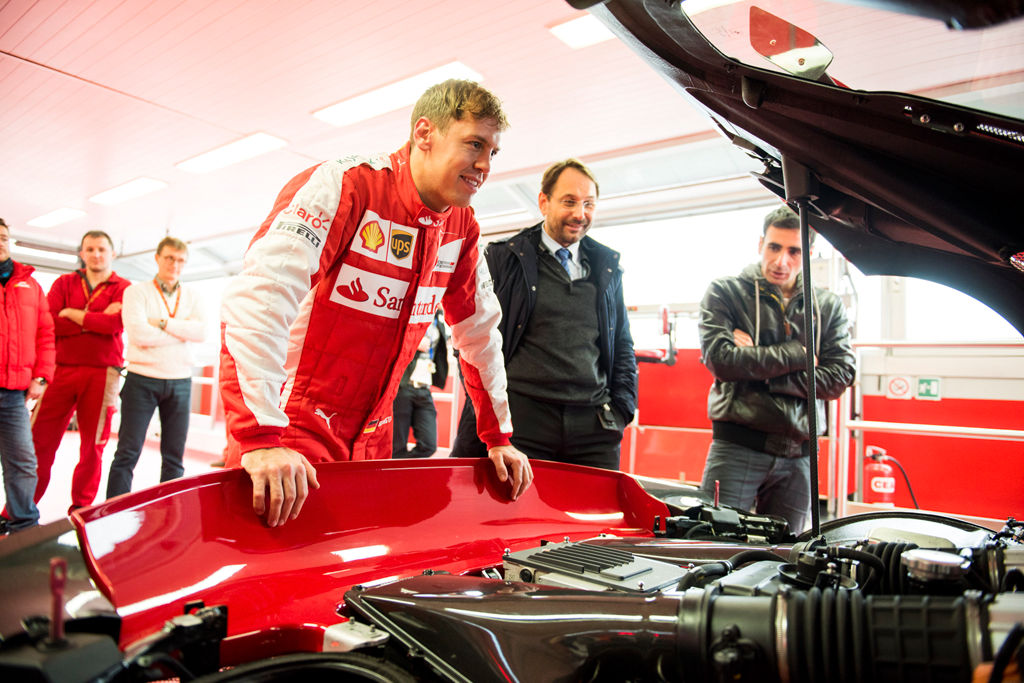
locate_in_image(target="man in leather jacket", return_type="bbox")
[698,206,855,532]
[451,159,637,470]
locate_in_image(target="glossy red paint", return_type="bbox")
[74,459,668,658]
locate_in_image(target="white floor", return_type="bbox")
[2,417,227,526]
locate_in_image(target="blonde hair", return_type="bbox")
[410,79,509,137]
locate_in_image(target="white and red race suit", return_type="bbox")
[219,144,510,465]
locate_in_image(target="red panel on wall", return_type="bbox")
[859,395,1023,519]
[435,393,452,448]
[636,349,714,428]
[628,427,831,494]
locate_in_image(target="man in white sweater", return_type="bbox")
[106,237,206,497]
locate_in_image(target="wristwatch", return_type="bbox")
[159,319,168,330]
[33,377,47,386]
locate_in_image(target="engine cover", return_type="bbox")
[502,540,686,592]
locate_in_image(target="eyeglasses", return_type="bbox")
[559,198,597,211]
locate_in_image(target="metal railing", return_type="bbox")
[831,341,1024,518]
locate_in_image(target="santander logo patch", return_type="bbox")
[329,264,410,319]
[336,276,369,302]
[329,265,444,322]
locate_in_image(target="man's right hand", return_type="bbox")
[240,447,320,527]
[733,329,754,347]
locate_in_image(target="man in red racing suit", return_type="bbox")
[220,80,532,525]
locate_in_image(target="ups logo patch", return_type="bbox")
[390,230,413,261]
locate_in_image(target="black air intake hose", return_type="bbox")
[781,588,971,683]
[854,542,919,594]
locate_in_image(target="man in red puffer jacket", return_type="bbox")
[0,218,55,534]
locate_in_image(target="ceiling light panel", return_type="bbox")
[549,15,615,49]
[89,177,168,205]
[313,62,484,127]
[176,133,288,174]
[10,245,80,264]
[26,208,86,228]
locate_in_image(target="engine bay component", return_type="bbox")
[502,540,686,592]
[901,548,972,581]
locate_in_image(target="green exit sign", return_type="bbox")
[917,377,941,400]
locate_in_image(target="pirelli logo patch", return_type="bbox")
[272,221,322,248]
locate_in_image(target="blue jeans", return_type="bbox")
[699,438,811,533]
[0,388,40,530]
[106,373,191,498]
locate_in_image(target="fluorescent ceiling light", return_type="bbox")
[10,245,79,265]
[89,177,168,205]
[313,61,484,127]
[176,133,287,174]
[549,15,615,49]
[27,208,86,228]
[476,210,536,231]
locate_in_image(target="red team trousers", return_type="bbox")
[31,365,118,510]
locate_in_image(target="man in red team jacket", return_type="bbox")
[32,230,130,513]
[220,80,533,526]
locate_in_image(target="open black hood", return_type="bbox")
[584,0,1024,334]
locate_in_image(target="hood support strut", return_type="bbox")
[783,156,822,539]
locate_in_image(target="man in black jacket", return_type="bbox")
[698,206,856,532]
[451,159,637,469]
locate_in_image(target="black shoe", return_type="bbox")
[0,517,10,536]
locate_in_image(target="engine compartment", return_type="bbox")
[333,514,1024,682]
[1,467,1021,682]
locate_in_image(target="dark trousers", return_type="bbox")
[506,391,623,471]
[450,383,488,459]
[106,373,191,498]
[391,384,437,458]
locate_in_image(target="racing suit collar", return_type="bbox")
[391,143,451,230]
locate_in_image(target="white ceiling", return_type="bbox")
[2,0,1021,281]
[3,0,742,279]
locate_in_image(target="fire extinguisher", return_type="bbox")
[864,446,921,508]
[864,446,896,505]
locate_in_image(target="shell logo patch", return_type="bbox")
[360,221,385,253]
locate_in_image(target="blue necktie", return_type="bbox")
[555,247,572,276]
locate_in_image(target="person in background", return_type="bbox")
[219,79,532,527]
[392,308,447,459]
[698,205,855,533]
[0,218,54,534]
[451,158,638,470]
[32,230,130,513]
[106,237,207,498]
